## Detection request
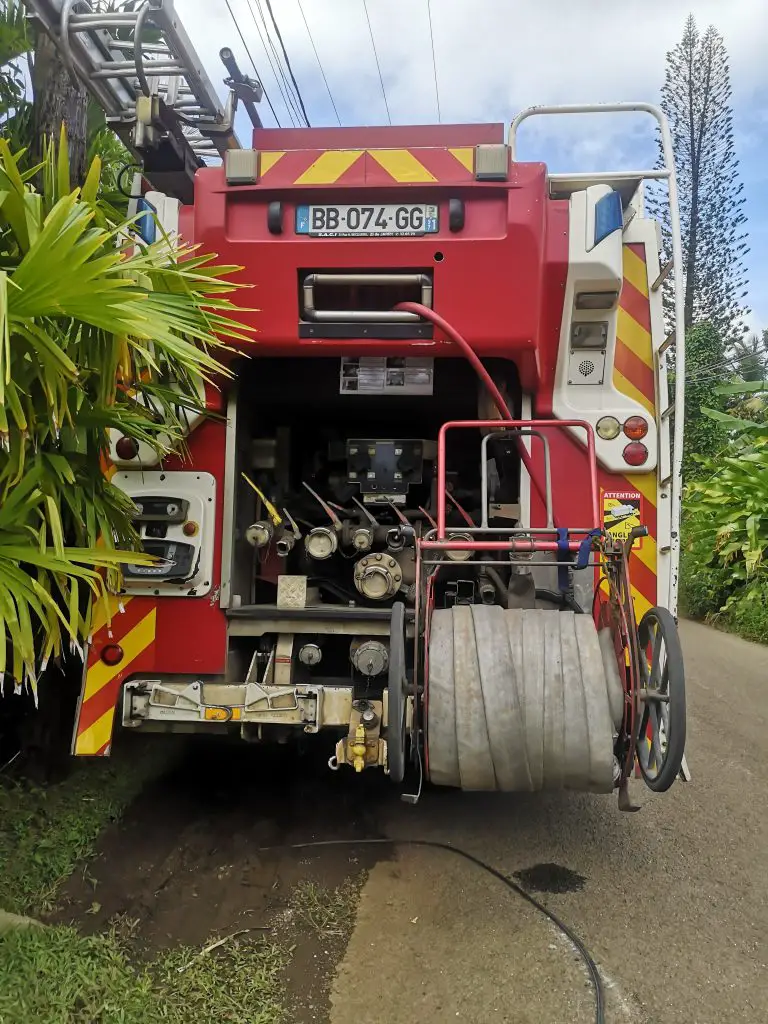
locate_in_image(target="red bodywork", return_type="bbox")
[181,123,569,396]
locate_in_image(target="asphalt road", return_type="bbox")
[331,621,768,1024]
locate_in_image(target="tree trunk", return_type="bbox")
[31,31,89,186]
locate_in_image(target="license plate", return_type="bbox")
[296,203,438,237]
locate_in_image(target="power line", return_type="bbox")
[245,0,300,126]
[254,0,306,126]
[264,0,311,127]
[362,0,391,124]
[426,0,441,122]
[297,0,341,126]
[222,0,281,125]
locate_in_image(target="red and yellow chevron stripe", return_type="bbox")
[73,594,156,755]
[611,241,658,621]
[256,147,476,187]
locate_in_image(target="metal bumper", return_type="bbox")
[122,678,355,733]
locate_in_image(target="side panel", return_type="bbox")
[73,418,229,755]
[530,237,660,620]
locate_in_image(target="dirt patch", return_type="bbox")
[52,737,397,1021]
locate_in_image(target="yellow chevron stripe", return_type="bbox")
[617,308,654,370]
[260,151,285,176]
[81,609,156,703]
[90,594,132,639]
[633,533,657,575]
[294,150,363,184]
[624,472,658,508]
[623,246,649,296]
[614,367,656,418]
[631,587,653,621]
[368,149,437,182]
[449,147,474,172]
[75,707,117,756]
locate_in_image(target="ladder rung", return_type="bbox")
[659,332,675,355]
[660,476,672,488]
[661,404,675,420]
[70,14,138,30]
[659,545,671,554]
[652,258,674,291]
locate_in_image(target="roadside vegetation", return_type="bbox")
[653,19,767,644]
[679,358,768,642]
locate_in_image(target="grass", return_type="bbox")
[0,739,173,916]
[0,742,364,1023]
[290,877,360,938]
[0,924,286,1024]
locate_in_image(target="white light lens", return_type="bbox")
[575,291,619,310]
[596,416,621,440]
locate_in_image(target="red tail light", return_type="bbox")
[115,436,139,460]
[100,644,124,666]
[623,441,649,466]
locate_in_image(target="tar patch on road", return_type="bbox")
[513,863,586,893]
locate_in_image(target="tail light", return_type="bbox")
[100,644,124,666]
[623,416,649,440]
[115,436,139,460]
[623,441,649,466]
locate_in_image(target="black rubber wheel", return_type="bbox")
[387,601,408,783]
[636,607,686,792]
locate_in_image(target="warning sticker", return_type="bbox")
[602,491,643,547]
[339,356,434,396]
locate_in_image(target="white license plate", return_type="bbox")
[295,203,438,237]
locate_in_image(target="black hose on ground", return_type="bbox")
[256,837,604,1024]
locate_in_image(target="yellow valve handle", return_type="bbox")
[241,472,282,527]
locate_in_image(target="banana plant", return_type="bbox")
[0,128,254,692]
[686,385,768,609]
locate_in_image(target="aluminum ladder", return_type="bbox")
[26,0,262,203]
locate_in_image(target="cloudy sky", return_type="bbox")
[181,0,767,332]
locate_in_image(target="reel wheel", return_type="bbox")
[386,601,408,783]
[635,607,686,792]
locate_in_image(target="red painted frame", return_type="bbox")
[428,419,600,549]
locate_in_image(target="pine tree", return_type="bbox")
[651,16,750,349]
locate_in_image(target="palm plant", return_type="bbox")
[0,129,253,693]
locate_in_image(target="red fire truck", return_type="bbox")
[31,0,687,807]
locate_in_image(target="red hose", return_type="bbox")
[394,302,555,524]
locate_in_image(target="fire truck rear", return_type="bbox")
[34,1,687,806]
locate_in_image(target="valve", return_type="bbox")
[350,723,367,773]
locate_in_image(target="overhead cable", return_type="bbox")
[254,0,306,126]
[297,0,341,126]
[222,0,281,125]
[244,0,300,126]
[427,0,441,122]
[362,0,391,124]
[265,0,312,126]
